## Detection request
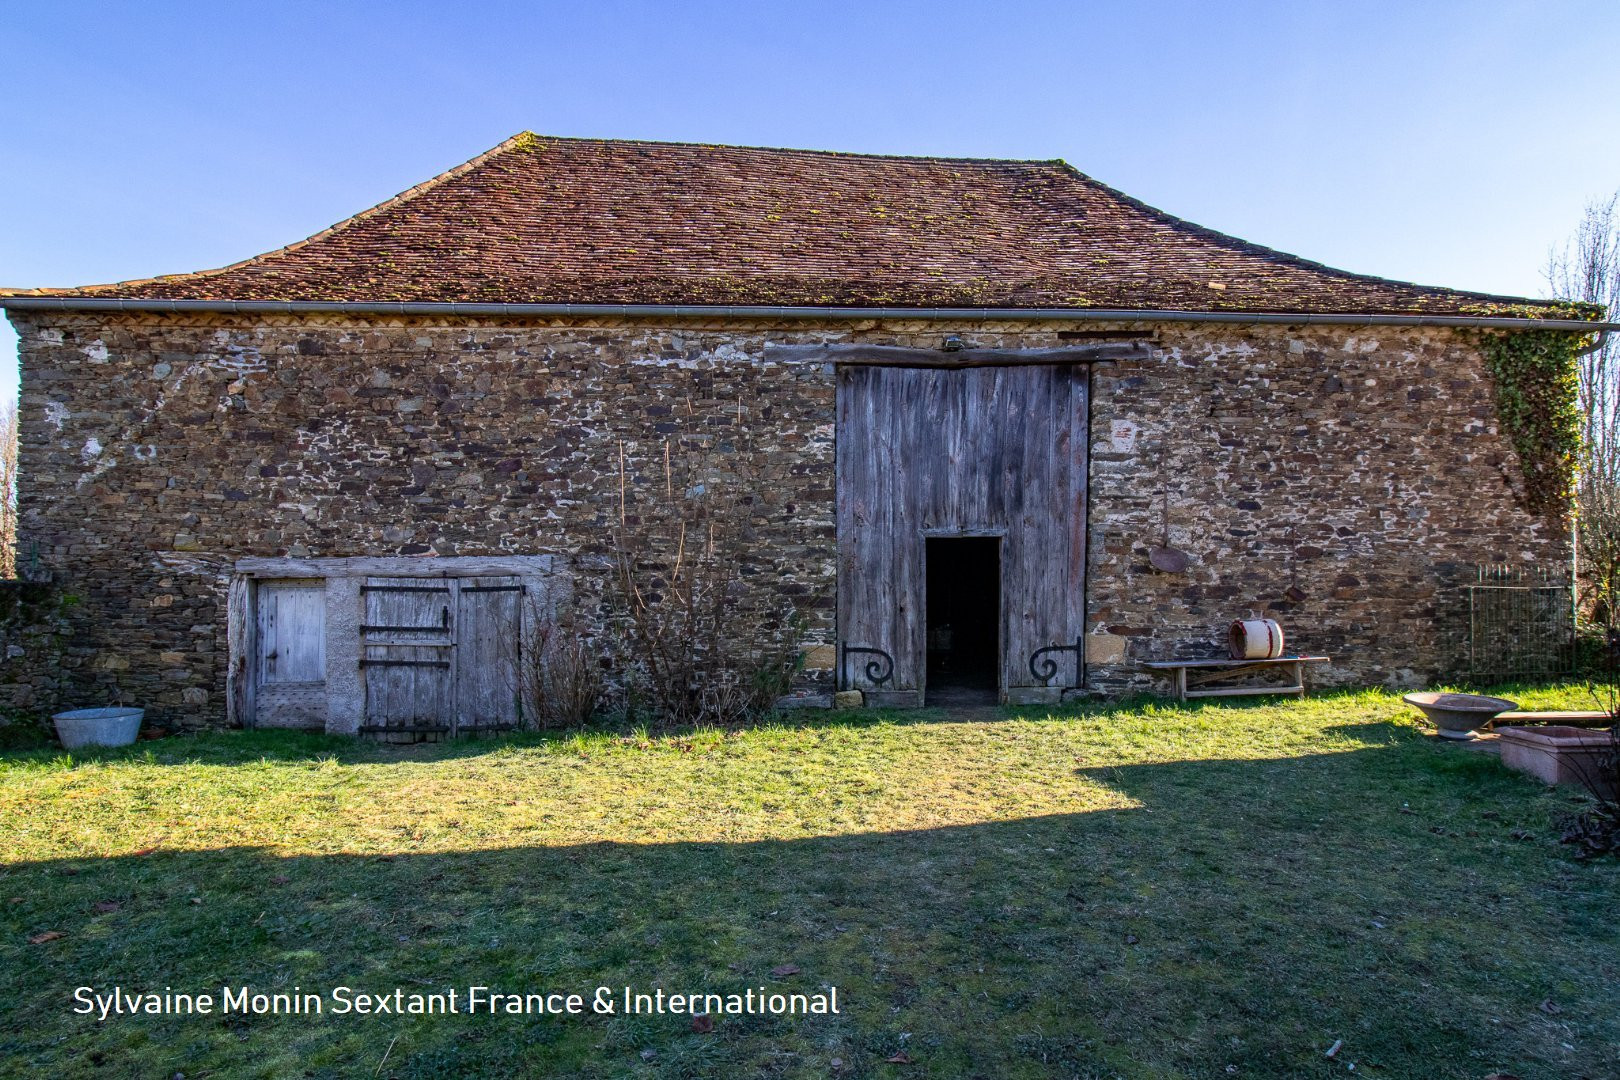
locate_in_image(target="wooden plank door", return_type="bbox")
[360,578,455,734]
[836,364,1088,702]
[454,577,523,732]
[254,579,327,727]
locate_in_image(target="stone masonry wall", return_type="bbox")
[5,312,1568,727]
[8,314,838,730]
[1084,324,1570,692]
[0,581,75,727]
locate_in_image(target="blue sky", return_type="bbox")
[3,1,1617,404]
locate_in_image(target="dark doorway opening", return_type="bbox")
[925,537,1001,706]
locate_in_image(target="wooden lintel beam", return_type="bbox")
[764,341,1153,367]
[235,554,556,578]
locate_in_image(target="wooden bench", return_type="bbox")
[1489,710,1613,730]
[1144,656,1331,701]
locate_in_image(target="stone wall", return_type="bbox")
[0,580,75,727]
[8,314,838,730]
[4,311,1569,727]
[1083,325,1570,691]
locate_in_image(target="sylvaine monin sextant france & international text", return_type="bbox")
[73,985,840,1020]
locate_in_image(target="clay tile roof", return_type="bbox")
[0,133,1566,315]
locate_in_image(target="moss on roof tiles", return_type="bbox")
[2,133,1572,316]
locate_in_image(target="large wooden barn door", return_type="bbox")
[836,364,1088,703]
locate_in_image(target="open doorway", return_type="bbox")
[925,536,1001,706]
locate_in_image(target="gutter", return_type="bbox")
[0,296,1615,333]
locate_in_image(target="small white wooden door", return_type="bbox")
[254,580,327,727]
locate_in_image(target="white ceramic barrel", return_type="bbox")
[1228,619,1284,660]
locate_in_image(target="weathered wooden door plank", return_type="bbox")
[768,342,1151,366]
[454,576,522,732]
[361,577,455,731]
[253,579,327,728]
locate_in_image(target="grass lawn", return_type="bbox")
[2,685,1617,1078]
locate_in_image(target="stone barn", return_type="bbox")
[0,133,1603,733]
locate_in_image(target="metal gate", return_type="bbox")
[1465,565,1575,681]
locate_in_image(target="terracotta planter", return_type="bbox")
[1490,710,1613,729]
[1496,725,1617,799]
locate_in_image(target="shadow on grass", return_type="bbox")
[4,742,1617,1078]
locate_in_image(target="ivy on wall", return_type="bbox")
[1467,303,1602,521]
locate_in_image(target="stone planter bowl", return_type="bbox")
[1401,692,1519,741]
[52,707,144,749]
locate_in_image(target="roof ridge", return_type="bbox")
[1,134,1567,316]
[2,133,1068,300]
[513,132,1065,168]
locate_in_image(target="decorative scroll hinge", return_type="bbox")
[1028,639,1085,689]
[838,643,895,691]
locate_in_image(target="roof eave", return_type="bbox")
[0,296,1613,332]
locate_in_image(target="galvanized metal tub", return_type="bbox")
[52,707,144,749]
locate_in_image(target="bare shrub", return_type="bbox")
[609,438,800,728]
[1547,192,1620,621]
[1543,194,1620,858]
[518,600,605,730]
[1560,624,1620,859]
